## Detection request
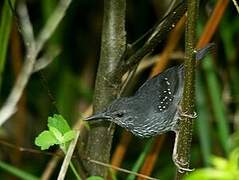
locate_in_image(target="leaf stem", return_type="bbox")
[69,162,81,180]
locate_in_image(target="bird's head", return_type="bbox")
[85,97,135,129]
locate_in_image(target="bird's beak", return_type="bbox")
[85,112,112,121]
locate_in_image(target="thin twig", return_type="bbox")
[0,0,72,126]
[33,46,61,73]
[41,156,61,180]
[123,1,186,73]
[0,2,37,126]
[0,137,161,180]
[137,51,185,73]
[57,130,80,180]
[17,1,35,47]
[88,158,160,180]
[35,0,72,53]
[231,0,239,14]
[0,139,64,157]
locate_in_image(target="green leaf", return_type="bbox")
[35,114,75,151]
[35,131,59,150]
[49,126,64,142]
[48,114,71,134]
[86,176,104,180]
[62,130,76,143]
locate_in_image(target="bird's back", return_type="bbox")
[129,65,184,137]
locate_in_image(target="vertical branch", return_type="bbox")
[175,0,198,179]
[83,0,126,177]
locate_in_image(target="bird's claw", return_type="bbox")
[173,154,194,173]
[180,111,197,119]
[177,106,197,119]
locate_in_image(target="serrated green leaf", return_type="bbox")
[86,176,104,180]
[48,114,71,134]
[35,131,59,150]
[49,126,64,143]
[62,130,76,143]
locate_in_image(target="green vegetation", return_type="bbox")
[35,114,76,151]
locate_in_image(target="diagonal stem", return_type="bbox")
[123,2,186,74]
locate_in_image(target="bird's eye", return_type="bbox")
[114,112,124,118]
[117,112,124,117]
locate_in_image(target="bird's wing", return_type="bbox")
[135,65,184,98]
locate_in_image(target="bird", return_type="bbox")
[85,44,214,172]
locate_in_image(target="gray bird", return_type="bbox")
[86,64,184,137]
[85,44,213,172]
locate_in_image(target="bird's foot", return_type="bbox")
[178,106,197,119]
[180,111,197,119]
[173,153,194,173]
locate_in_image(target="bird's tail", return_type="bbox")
[195,43,215,61]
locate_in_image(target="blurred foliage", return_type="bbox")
[185,147,239,180]
[0,0,238,179]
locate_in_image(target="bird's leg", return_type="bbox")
[171,107,196,172]
[172,130,194,173]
